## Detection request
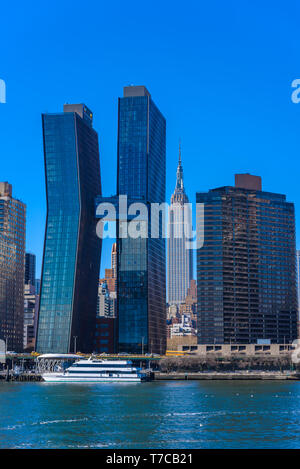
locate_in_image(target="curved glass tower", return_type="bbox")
[36,104,102,353]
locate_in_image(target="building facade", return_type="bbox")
[297,250,300,316]
[177,343,294,357]
[167,145,193,305]
[24,252,39,351]
[35,279,41,295]
[0,182,26,352]
[36,104,102,354]
[97,281,115,317]
[297,250,300,337]
[94,316,116,354]
[25,252,36,286]
[196,174,298,345]
[179,279,197,327]
[24,283,39,351]
[117,86,166,354]
[104,242,117,294]
[98,242,117,318]
[94,244,117,354]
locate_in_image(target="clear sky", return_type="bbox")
[1,0,300,277]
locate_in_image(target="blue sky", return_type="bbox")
[1,0,300,277]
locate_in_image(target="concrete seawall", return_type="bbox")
[0,372,42,382]
[154,372,299,380]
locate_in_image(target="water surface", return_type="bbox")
[0,380,299,448]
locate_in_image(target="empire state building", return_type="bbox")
[167,144,193,305]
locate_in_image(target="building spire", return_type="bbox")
[176,140,184,191]
[179,139,181,163]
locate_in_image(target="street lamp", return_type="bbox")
[73,336,78,353]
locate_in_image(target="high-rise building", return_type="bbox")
[94,316,117,354]
[297,250,300,333]
[104,243,117,293]
[98,243,117,318]
[36,104,102,354]
[24,284,39,351]
[0,182,26,352]
[94,243,117,355]
[97,280,115,317]
[25,252,36,286]
[196,174,298,344]
[24,252,38,350]
[179,279,197,325]
[35,279,41,295]
[167,144,193,305]
[117,86,166,354]
[111,241,117,279]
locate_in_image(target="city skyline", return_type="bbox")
[2,87,300,280]
[1,2,300,452]
[1,2,300,278]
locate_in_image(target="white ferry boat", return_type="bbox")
[41,357,147,383]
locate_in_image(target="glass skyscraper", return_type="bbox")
[117,86,166,354]
[297,250,300,323]
[196,174,297,344]
[25,252,36,286]
[167,145,193,305]
[36,104,102,354]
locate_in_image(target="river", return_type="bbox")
[0,380,299,448]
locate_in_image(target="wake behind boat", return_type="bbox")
[40,356,147,382]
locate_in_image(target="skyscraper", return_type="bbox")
[24,283,39,351]
[117,86,166,354]
[24,252,38,351]
[167,144,193,305]
[35,279,41,295]
[25,252,36,286]
[0,182,26,352]
[94,243,117,355]
[36,104,102,353]
[196,174,297,344]
[297,250,300,323]
[104,243,117,294]
[97,281,113,317]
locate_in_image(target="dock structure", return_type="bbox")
[0,352,163,382]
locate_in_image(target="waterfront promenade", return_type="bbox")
[1,351,298,382]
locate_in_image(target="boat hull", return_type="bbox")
[42,374,142,383]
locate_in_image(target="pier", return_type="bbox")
[0,370,42,381]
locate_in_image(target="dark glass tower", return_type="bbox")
[196,174,298,344]
[117,86,166,354]
[36,104,102,353]
[25,253,36,286]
